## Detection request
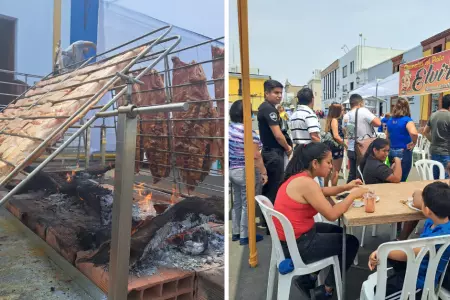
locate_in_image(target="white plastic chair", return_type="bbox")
[342,154,348,182]
[255,195,343,300]
[357,165,366,185]
[422,140,431,160]
[413,134,424,155]
[440,287,450,299]
[360,235,450,300]
[413,134,427,165]
[413,159,444,235]
[313,177,338,225]
[356,166,379,247]
[415,159,445,180]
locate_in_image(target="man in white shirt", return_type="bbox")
[290,88,324,186]
[290,87,321,146]
[343,94,381,182]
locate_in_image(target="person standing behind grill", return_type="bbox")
[257,80,292,209]
[290,87,321,147]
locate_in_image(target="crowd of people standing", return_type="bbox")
[229,78,450,298]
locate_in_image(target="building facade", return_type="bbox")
[284,80,304,107]
[228,72,271,112]
[321,46,403,112]
[343,28,450,125]
[308,69,323,111]
[363,45,423,120]
[419,29,450,125]
[321,60,339,111]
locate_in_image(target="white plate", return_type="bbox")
[407,201,421,212]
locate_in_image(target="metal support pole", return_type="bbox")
[100,124,106,166]
[238,0,258,267]
[375,80,379,117]
[85,126,91,168]
[108,105,137,300]
[164,56,180,195]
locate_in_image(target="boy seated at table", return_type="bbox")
[368,182,450,298]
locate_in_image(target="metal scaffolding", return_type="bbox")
[0,26,224,205]
[0,25,180,206]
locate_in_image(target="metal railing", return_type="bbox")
[0,69,44,99]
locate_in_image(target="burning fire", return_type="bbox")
[131,220,145,235]
[65,169,77,183]
[134,182,153,213]
[138,192,153,212]
[135,182,145,196]
[170,184,179,205]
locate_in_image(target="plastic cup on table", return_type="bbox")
[364,192,376,213]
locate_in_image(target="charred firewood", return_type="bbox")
[5,164,115,195]
[76,196,224,267]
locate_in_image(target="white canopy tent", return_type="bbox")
[346,72,400,115]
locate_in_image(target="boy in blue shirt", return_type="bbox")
[368,182,450,298]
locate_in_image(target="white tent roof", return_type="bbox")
[348,72,399,100]
[349,81,378,98]
[365,73,399,97]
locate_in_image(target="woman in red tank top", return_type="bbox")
[274,142,368,298]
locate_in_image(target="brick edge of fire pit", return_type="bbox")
[76,251,196,300]
[5,199,224,299]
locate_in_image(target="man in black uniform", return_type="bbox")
[258,80,292,209]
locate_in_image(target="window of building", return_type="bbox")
[238,79,242,96]
[433,45,443,54]
[350,82,354,91]
[342,66,348,78]
[343,84,348,92]
[350,61,354,74]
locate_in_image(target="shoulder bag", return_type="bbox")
[354,108,377,163]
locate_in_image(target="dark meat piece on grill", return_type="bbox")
[139,71,170,183]
[114,71,170,182]
[171,57,217,192]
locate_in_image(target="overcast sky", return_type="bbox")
[229,0,450,85]
[111,0,224,38]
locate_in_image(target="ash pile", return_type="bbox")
[5,166,224,275]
